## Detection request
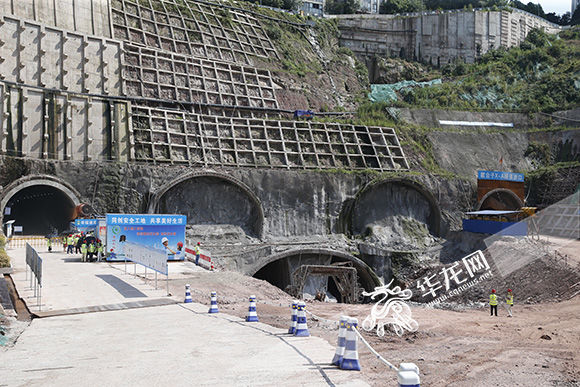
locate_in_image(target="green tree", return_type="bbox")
[379,0,425,14]
[325,0,360,14]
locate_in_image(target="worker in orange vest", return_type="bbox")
[489,289,498,317]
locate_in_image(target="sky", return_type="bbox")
[534,0,573,15]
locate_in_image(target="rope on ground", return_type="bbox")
[354,327,399,372]
[303,309,339,327]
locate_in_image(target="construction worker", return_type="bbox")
[87,242,96,262]
[506,289,514,317]
[489,289,498,317]
[74,234,81,254]
[67,235,75,254]
[46,237,52,253]
[80,241,88,262]
[194,242,201,266]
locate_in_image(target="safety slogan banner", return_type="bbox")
[123,242,168,275]
[106,214,186,262]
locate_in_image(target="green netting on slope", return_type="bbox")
[368,79,442,103]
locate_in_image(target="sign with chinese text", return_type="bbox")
[477,170,524,182]
[74,219,99,234]
[106,214,186,262]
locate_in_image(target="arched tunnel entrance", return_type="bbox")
[251,249,380,303]
[477,188,523,211]
[2,185,77,235]
[152,172,264,240]
[350,179,441,249]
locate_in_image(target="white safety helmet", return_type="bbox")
[161,237,169,244]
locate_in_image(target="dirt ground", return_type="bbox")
[176,257,580,386]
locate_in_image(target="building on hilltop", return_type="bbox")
[301,0,325,16]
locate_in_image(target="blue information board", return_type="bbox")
[106,214,187,262]
[477,170,524,182]
[74,218,99,233]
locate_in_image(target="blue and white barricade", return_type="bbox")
[294,301,310,337]
[246,295,259,322]
[208,291,219,313]
[184,284,192,303]
[340,317,361,371]
[288,300,298,334]
[332,316,348,366]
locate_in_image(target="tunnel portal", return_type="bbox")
[3,185,76,235]
[157,175,263,238]
[253,250,379,303]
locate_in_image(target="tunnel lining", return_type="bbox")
[350,178,442,236]
[248,248,382,292]
[147,170,264,238]
[476,188,524,211]
[0,175,81,223]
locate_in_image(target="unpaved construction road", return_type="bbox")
[2,246,579,386]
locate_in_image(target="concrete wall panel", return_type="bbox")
[21,89,44,158]
[0,0,111,37]
[0,16,123,96]
[42,29,64,90]
[0,18,19,82]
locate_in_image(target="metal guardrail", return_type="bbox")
[7,236,62,249]
[25,243,43,311]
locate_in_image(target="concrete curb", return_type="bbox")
[33,298,179,318]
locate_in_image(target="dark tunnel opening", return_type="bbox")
[253,254,377,303]
[479,190,522,211]
[3,185,75,235]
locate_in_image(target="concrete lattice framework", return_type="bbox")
[123,43,278,108]
[131,105,409,170]
[0,174,82,224]
[110,0,278,65]
[0,0,409,171]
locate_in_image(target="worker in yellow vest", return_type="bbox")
[47,237,52,253]
[489,289,498,317]
[193,242,201,266]
[80,242,88,262]
[506,289,514,317]
[67,235,75,254]
[87,242,96,262]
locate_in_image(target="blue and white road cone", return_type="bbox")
[288,300,298,334]
[184,284,192,303]
[246,295,259,322]
[398,369,421,387]
[340,317,361,371]
[331,316,348,366]
[294,301,310,337]
[208,291,219,313]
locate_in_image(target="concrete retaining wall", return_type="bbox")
[336,9,561,65]
[0,0,112,37]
